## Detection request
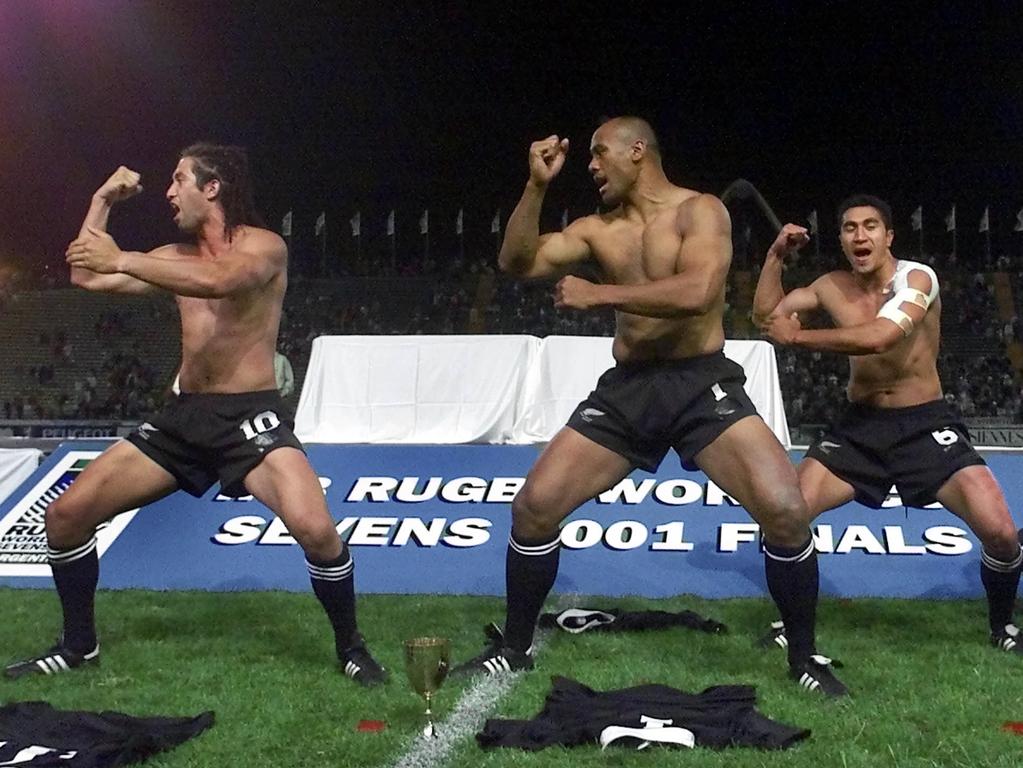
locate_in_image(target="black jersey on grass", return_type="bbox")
[0,701,213,767]
[478,676,808,751]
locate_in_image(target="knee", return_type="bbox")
[511,484,564,541]
[980,520,1022,562]
[756,488,811,548]
[45,496,90,550]
[290,515,342,562]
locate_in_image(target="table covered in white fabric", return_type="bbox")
[295,335,790,447]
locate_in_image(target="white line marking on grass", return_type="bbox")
[384,594,583,768]
[385,631,549,768]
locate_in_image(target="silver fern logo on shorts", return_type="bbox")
[580,408,606,423]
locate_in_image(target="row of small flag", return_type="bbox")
[281,205,1023,240]
[279,208,582,238]
[806,206,1023,234]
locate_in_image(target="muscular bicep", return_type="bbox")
[72,243,182,295]
[769,286,822,319]
[522,225,592,280]
[117,244,197,294]
[72,270,155,295]
[674,195,732,310]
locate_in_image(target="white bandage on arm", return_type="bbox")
[876,287,932,336]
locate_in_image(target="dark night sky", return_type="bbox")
[1,0,1021,277]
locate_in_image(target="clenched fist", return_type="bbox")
[554,275,602,310]
[528,135,569,187]
[96,166,143,203]
[767,223,809,261]
[762,312,802,345]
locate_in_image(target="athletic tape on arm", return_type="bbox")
[876,262,938,336]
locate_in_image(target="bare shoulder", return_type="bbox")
[149,242,198,258]
[565,210,612,240]
[235,226,287,257]
[675,192,730,233]
[576,210,615,229]
[814,270,855,299]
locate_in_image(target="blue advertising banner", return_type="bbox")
[1,441,1019,598]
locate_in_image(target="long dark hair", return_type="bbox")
[180,143,265,237]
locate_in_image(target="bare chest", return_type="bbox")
[590,215,681,284]
[176,296,234,337]
[823,285,887,328]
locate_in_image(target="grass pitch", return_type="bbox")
[1,588,1022,767]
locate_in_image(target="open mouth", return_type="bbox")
[853,247,871,258]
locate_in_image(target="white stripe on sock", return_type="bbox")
[982,547,1023,573]
[764,538,815,563]
[508,537,560,557]
[306,558,353,573]
[48,538,98,564]
[307,561,354,580]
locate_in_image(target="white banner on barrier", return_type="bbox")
[0,448,42,506]
[296,336,790,448]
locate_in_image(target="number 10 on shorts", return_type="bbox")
[240,410,281,440]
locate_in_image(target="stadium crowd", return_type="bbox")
[0,248,1019,429]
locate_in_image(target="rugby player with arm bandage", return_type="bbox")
[751,195,1023,686]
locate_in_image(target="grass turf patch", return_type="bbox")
[1,589,1022,767]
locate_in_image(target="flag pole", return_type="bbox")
[984,208,992,265]
[456,208,464,262]
[951,205,957,257]
[320,228,327,276]
[281,210,293,275]
[419,209,429,270]
[350,212,361,274]
[389,212,396,270]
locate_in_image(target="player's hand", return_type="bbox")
[762,312,802,345]
[767,223,809,261]
[95,166,143,203]
[554,275,601,310]
[528,135,569,187]
[65,226,125,274]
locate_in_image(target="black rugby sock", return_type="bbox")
[980,546,1023,634]
[49,539,100,653]
[307,546,358,655]
[504,533,561,652]
[763,536,819,666]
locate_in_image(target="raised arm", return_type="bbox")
[69,166,158,294]
[67,227,285,298]
[752,223,813,326]
[556,194,730,318]
[765,268,935,355]
[499,135,593,280]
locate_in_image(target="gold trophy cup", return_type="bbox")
[403,636,451,738]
